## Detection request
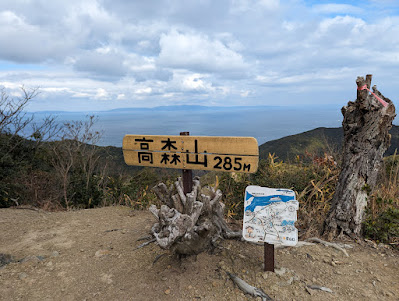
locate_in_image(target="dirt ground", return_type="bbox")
[0,206,398,301]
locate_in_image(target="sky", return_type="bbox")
[0,0,399,111]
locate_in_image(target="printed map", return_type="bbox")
[242,185,299,246]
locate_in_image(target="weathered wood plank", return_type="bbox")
[123,135,259,156]
[123,150,258,173]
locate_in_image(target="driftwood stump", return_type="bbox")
[149,176,240,255]
[324,75,396,239]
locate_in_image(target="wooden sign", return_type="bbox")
[123,135,259,173]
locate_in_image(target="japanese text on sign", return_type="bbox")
[123,135,259,173]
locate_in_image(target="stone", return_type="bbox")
[45,261,53,267]
[20,255,40,264]
[18,272,28,280]
[100,273,113,284]
[275,267,286,276]
[164,288,171,295]
[95,250,110,258]
[0,253,13,267]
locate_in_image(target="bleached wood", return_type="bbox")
[149,176,238,255]
[324,75,396,238]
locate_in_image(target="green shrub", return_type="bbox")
[363,207,399,247]
[218,172,250,219]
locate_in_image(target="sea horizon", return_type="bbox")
[27,104,378,147]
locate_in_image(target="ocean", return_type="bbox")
[30,105,344,147]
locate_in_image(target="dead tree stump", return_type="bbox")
[324,74,396,239]
[149,176,240,255]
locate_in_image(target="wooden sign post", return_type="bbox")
[264,243,275,272]
[180,131,193,194]
[122,133,261,262]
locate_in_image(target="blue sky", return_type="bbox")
[0,0,398,111]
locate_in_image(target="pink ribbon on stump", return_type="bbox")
[357,84,388,107]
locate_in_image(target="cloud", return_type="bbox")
[74,47,128,78]
[94,88,109,99]
[312,4,364,15]
[258,0,280,10]
[255,68,354,86]
[181,74,213,92]
[135,87,152,95]
[0,11,72,63]
[158,30,247,74]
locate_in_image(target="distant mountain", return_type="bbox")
[105,105,282,113]
[259,125,399,162]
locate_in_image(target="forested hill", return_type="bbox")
[259,125,399,162]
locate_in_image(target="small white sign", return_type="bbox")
[242,185,298,246]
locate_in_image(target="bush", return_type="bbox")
[218,172,251,219]
[363,207,399,247]
[102,168,169,209]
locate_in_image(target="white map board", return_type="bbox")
[242,185,299,246]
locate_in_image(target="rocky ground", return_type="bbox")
[0,206,398,301]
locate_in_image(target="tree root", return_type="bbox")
[307,284,333,293]
[137,235,154,241]
[306,237,350,257]
[274,241,316,249]
[134,238,156,250]
[152,253,166,265]
[226,271,273,301]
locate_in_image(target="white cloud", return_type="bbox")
[240,90,250,97]
[117,93,125,100]
[74,48,128,77]
[258,0,280,10]
[182,74,213,91]
[312,4,364,15]
[94,88,109,99]
[41,87,71,93]
[158,30,247,73]
[0,11,72,63]
[256,68,354,86]
[135,87,152,94]
[230,0,280,13]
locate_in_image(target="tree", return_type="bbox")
[50,116,103,209]
[323,75,396,239]
[0,87,36,134]
[0,86,59,207]
[0,86,59,154]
